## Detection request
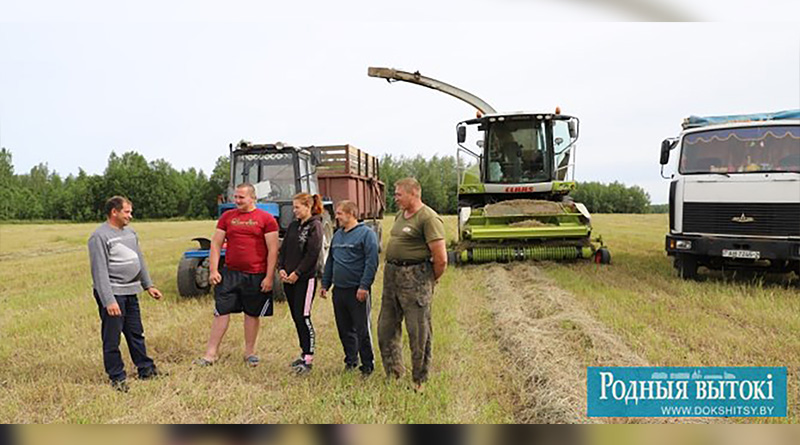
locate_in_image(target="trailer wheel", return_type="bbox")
[316,212,334,277]
[376,223,383,254]
[177,257,210,297]
[272,271,286,302]
[675,253,698,280]
[594,247,611,265]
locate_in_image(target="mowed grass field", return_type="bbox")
[0,217,514,423]
[542,214,800,423]
[1,214,798,423]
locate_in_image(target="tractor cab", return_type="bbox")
[226,141,321,233]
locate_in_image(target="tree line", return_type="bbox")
[0,147,660,221]
[0,148,230,221]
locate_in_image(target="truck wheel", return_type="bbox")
[177,257,210,297]
[594,247,611,265]
[675,254,698,280]
[272,271,286,302]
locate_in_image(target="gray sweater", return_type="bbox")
[88,222,153,307]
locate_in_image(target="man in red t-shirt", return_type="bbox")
[195,183,279,367]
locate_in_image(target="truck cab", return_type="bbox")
[660,111,800,279]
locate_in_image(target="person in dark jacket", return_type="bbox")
[278,193,324,375]
[320,200,379,376]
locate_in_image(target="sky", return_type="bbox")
[1,1,798,204]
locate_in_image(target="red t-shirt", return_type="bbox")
[217,208,279,274]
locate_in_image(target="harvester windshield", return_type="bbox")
[487,119,548,183]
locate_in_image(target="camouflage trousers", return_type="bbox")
[378,261,435,384]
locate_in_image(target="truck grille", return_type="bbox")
[682,202,800,237]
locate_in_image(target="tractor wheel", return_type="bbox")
[594,247,611,265]
[675,253,698,280]
[177,257,210,297]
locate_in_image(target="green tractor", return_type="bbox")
[368,68,609,265]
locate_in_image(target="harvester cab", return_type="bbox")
[368,67,609,265]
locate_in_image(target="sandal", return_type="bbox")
[244,355,260,367]
[193,357,215,367]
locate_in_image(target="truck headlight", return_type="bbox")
[676,240,692,250]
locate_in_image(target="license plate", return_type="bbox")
[722,249,760,259]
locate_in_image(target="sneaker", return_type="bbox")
[359,365,374,377]
[344,363,358,372]
[139,365,166,380]
[293,362,313,375]
[289,357,305,368]
[110,379,129,393]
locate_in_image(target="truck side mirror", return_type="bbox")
[457,126,466,144]
[568,120,578,139]
[660,139,675,165]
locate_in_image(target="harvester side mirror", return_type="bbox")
[660,139,676,165]
[457,126,467,144]
[568,120,578,139]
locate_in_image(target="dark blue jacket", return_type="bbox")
[322,223,379,291]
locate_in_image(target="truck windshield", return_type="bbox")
[233,152,297,201]
[680,125,800,174]
[486,119,548,183]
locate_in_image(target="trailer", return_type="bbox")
[316,144,385,246]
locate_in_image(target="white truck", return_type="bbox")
[659,110,800,280]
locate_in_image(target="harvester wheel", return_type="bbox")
[594,247,611,265]
[675,253,698,280]
[177,257,210,297]
[447,251,459,266]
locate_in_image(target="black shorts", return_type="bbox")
[214,268,273,317]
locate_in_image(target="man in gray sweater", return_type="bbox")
[88,196,163,392]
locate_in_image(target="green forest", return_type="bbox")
[0,148,660,221]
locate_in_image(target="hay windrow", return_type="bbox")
[481,263,704,424]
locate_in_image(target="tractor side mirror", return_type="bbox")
[660,139,676,165]
[457,125,466,144]
[309,147,322,166]
[568,120,578,139]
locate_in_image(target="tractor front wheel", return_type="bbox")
[177,257,211,297]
